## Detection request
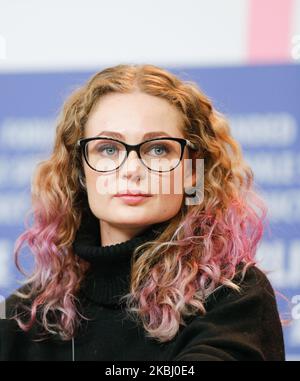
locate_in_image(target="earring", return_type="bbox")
[184,187,196,197]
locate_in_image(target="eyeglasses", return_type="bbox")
[77,136,198,173]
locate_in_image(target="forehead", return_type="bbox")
[84,92,184,140]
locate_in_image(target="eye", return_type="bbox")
[96,143,119,156]
[147,144,170,156]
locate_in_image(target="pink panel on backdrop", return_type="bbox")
[248,0,294,63]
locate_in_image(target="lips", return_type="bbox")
[114,193,152,205]
[115,190,152,197]
[115,194,152,197]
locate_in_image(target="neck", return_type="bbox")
[99,219,154,247]
[72,206,169,307]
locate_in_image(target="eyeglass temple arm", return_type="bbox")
[186,139,198,150]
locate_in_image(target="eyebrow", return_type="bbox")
[95,130,172,140]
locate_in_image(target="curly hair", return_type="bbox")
[12,64,267,342]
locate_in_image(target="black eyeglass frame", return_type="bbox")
[77,136,198,173]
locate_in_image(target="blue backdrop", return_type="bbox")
[0,64,299,360]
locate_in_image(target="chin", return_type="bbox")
[113,212,151,222]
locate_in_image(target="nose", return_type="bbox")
[120,150,145,179]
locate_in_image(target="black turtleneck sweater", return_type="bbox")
[0,207,285,361]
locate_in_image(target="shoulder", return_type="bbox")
[1,283,33,320]
[0,284,36,360]
[170,264,285,360]
[204,264,278,311]
[234,263,275,292]
[0,283,34,339]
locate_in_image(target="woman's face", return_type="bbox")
[83,91,190,237]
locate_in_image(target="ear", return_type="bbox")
[78,166,87,190]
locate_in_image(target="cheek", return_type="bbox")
[84,164,116,198]
[85,171,116,220]
[155,193,183,219]
[95,173,122,196]
[84,168,112,202]
[155,163,184,195]
[96,176,109,194]
[152,167,184,216]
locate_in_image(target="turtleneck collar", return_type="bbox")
[72,204,169,308]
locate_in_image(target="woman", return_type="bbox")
[0,64,285,361]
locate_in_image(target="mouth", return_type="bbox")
[114,192,153,204]
[115,194,152,197]
[114,190,152,197]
